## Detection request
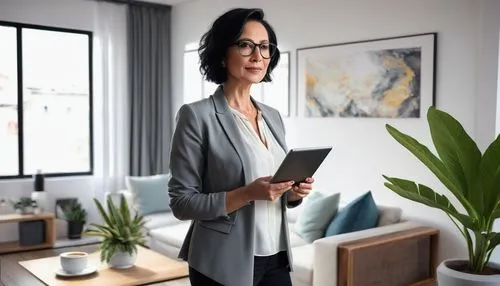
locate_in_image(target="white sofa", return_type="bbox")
[109,190,431,286]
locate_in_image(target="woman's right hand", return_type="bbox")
[244,176,295,202]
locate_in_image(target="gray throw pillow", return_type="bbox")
[294,191,341,243]
[125,174,171,216]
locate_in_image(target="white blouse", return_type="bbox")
[229,106,287,257]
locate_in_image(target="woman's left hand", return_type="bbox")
[287,177,314,202]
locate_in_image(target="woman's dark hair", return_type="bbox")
[198,8,280,84]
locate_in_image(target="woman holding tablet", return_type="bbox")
[168,8,314,286]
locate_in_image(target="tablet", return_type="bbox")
[270,146,333,185]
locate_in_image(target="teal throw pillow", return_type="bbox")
[324,191,379,237]
[126,174,171,216]
[294,191,341,243]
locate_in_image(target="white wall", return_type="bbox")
[476,0,500,152]
[487,0,500,265]
[0,0,128,241]
[171,0,500,263]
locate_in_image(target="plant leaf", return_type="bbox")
[494,208,500,219]
[485,232,500,252]
[120,194,132,227]
[479,134,500,220]
[93,198,113,227]
[106,196,119,226]
[100,248,107,263]
[385,124,475,217]
[383,175,476,230]
[107,196,125,237]
[87,223,120,237]
[427,107,482,215]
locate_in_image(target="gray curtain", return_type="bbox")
[128,4,172,176]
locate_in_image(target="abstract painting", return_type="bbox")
[296,33,436,118]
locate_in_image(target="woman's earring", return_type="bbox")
[221,61,225,68]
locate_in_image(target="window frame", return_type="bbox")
[0,20,94,180]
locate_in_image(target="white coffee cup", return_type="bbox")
[60,251,88,274]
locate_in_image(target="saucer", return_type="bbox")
[55,266,97,277]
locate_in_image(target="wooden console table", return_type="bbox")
[338,226,439,286]
[0,213,55,254]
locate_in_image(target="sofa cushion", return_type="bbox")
[294,191,340,243]
[143,212,183,231]
[290,244,314,285]
[125,174,171,215]
[149,222,191,248]
[377,205,402,226]
[324,191,379,236]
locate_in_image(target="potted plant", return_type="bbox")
[383,106,500,285]
[61,200,88,239]
[83,194,146,269]
[10,197,37,214]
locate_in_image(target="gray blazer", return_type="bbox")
[168,86,301,286]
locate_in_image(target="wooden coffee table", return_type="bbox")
[0,243,189,286]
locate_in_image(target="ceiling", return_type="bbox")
[140,0,195,6]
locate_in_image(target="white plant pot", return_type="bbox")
[108,250,137,269]
[31,191,47,213]
[437,259,500,286]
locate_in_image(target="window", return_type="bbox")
[0,21,93,179]
[183,50,203,104]
[183,50,290,116]
[0,26,18,177]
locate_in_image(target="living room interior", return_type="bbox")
[1,0,500,285]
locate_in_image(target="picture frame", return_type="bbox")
[296,33,437,118]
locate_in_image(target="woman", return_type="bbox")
[168,8,314,286]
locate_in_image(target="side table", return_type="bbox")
[0,212,55,254]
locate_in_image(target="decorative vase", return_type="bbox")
[31,169,47,212]
[108,250,137,269]
[437,259,500,286]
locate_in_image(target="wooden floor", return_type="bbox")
[0,243,190,286]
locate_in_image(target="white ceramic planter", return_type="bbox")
[437,259,500,286]
[108,250,137,269]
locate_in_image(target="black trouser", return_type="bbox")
[188,251,292,286]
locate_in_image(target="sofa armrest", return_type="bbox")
[312,221,435,286]
[338,225,439,286]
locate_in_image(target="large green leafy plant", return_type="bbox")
[383,106,500,273]
[83,195,146,263]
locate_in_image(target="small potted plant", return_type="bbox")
[11,197,37,214]
[83,195,146,269]
[62,200,88,239]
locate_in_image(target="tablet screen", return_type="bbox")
[270,146,333,184]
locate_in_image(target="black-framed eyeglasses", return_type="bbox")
[232,39,278,59]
